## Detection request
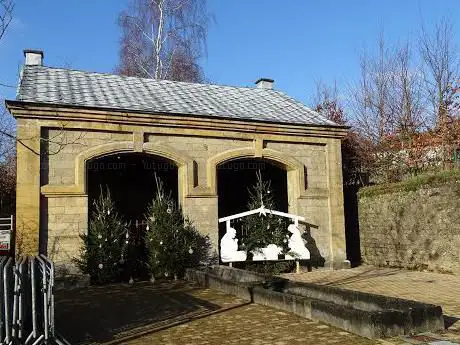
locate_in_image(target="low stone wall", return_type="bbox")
[359,182,460,274]
[185,266,444,338]
[184,265,273,301]
[251,286,442,339]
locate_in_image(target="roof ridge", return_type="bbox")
[23,65,280,92]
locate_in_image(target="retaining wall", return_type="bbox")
[359,182,460,274]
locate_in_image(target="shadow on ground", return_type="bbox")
[292,267,402,287]
[55,281,222,345]
[321,268,401,286]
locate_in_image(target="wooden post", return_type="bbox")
[229,262,233,268]
[296,259,300,274]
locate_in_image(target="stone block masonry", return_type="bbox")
[359,183,460,274]
[45,196,88,275]
[9,104,348,275]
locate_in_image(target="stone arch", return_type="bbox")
[206,147,305,201]
[75,141,134,190]
[75,141,194,202]
[206,147,255,195]
[261,148,305,202]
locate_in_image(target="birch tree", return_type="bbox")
[117,0,210,82]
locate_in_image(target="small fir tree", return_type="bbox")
[144,176,211,279]
[241,171,290,255]
[74,187,129,284]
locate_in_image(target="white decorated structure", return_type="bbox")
[218,206,310,264]
[220,226,247,262]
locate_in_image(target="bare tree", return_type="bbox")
[389,42,426,137]
[0,153,14,216]
[313,81,372,186]
[347,34,431,181]
[418,18,460,168]
[0,104,15,218]
[117,0,210,82]
[0,1,88,217]
[312,80,346,125]
[419,18,459,125]
[0,107,14,159]
[0,0,15,217]
[387,42,430,175]
[349,34,394,143]
[0,0,13,41]
[0,0,15,161]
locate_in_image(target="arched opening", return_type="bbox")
[217,158,288,217]
[217,158,288,253]
[86,152,178,279]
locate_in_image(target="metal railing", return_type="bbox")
[0,256,70,345]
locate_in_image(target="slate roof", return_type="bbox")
[15,65,337,126]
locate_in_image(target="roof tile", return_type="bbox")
[15,65,337,126]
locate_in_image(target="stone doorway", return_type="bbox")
[87,153,178,279]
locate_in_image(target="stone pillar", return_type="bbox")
[183,195,219,259]
[15,119,41,256]
[46,195,88,275]
[287,169,299,215]
[326,139,350,269]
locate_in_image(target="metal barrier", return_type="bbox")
[0,256,70,345]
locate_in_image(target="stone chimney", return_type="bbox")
[255,78,274,89]
[24,49,44,66]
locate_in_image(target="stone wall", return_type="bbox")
[9,105,348,274]
[359,183,460,274]
[145,134,252,187]
[40,130,338,271]
[42,129,132,185]
[44,196,88,275]
[264,141,327,190]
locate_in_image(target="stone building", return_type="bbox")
[6,50,349,274]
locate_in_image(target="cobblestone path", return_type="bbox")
[55,273,460,345]
[124,302,378,345]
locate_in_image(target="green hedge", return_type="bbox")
[358,169,460,198]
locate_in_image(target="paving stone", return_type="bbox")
[282,265,460,345]
[55,277,460,345]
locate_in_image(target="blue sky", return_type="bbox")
[0,0,459,106]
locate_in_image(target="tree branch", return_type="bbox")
[0,0,14,41]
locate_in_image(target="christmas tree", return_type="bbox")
[74,187,129,284]
[144,176,211,279]
[241,171,290,256]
